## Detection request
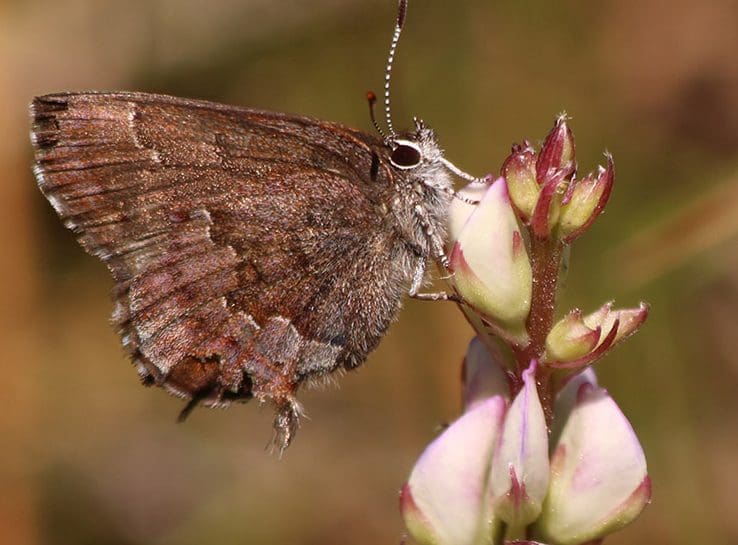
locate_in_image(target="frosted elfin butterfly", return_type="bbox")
[30,0,481,450]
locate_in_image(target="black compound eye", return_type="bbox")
[390,141,422,169]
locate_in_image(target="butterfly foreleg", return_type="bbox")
[407,205,459,302]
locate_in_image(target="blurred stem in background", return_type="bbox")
[613,178,738,289]
[0,61,41,545]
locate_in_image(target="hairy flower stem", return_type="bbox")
[515,236,564,424]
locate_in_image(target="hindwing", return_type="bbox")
[31,92,412,442]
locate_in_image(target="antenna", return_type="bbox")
[366,91,386,138]
[384,0,408,137]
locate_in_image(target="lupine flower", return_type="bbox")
[448,177,533,345]
[400,339,509,545]
[401,397,507,545]
[534,373,651,545]
[400,340,650,545]
[401,117,650,545]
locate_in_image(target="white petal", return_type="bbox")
[536,384,650,544]
[402,396,507,545]
[550,368,598,445]
[448,181,492,244]
[462,337,510,412]
[448,178,532,330]
[489,361,549,526]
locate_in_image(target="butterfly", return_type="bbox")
[30,0,480,449]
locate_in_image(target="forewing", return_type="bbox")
[31,92,402,419]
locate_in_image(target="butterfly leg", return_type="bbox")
[408,256,460,302]
[436,185,480,205]
[408,206,460,302]
[177,393,205,422]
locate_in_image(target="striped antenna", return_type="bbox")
[384,0,408,137]
[366,91,386,138]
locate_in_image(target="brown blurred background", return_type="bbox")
[2,0,738,544]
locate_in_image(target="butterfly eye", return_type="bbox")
[390,141,422,169]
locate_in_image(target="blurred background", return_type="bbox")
[2,0,737,544]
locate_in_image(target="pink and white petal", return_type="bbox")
[448,178,532,331]
[448,181,493,245]
[535,384,649,545]
[402,396,508,545]
[462,337,511,412]
[489,361,550,526]
[550,368,598,447]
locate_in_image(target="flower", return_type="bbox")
[401,395,507,545]
[401,339,509,545]
[448,177,533,344]
[534,374,651,545]
[401,339,650,545]
[489,361,550,527]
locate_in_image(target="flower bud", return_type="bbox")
[544,302,649,369]
[489,361,550,527]
[534,383,651,545]
[544,309,601,363]
[558,155,614,243]
[448,178,532,341]
[502,142,539,220]
[401,396,507,545]
[529,171,567,239]
[536,115,576,186]
[584,301,649,348]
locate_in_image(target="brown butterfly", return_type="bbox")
[30,0,480,449]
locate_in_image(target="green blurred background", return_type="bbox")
[2,0,737,544]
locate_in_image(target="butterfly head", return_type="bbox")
[387,118,441,169]
[381,118,455,200]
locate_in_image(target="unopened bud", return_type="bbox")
[558,154,614,243]
[502,142,539,220]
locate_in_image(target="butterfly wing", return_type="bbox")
[31,92,412,444]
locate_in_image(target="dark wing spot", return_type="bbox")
[370,151,380,181]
